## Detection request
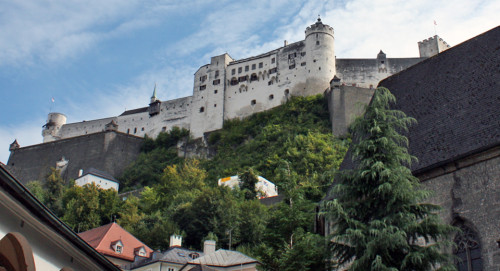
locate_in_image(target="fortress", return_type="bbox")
[40,18,449,143]
[8,18,451,183]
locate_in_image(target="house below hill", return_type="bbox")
[0,164,120,271]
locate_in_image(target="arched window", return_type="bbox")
[454,221,483,271]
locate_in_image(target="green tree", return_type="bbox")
[26,180,47,203]
[62,184,101,232]
[44,167,65,215]
[326,87,455,270]
[238,168,258,200]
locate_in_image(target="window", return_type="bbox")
[199,107,204,113]
[251,99,256,105]
[116,245,122,254]
[268,80,273,86]
[316,41,320,45]
[127,129,130,134]
[214,104,217,107]
[200,75,207,82]
[214,89,218,94]
[230,77,238,85]
[252,64,256,70]
[213,79,220,85]
[289,64,295,69]
[269,94,274,100]
[245,65,249,71]
[271,57,276,64]
[301,52,306,56]
[301,62,306,66]
[162,127,167,132]
[200,85,206,90]
[454,221,483,271]
[141,127,144,131]
[269,67,277,74]
[285,89,290,95]
[215,70,219,78]
[232,69,235,75]
[134,128,137,134]
[238,67,242,73]
[250,73,258,82]
[259,62,263,68]
[238,75,248,82]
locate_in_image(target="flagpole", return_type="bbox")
[433,20,437,36]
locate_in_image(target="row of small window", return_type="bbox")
[126,127,145,134]
[199,95,276,113]
[199,71,220,82]
[289,62,308,69]
[231,59,274,75]
[228,68,277,86]
[288,52,306,59]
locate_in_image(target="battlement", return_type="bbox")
[418,35,450,58]
[305,18,334,38]
[418,35,450,48]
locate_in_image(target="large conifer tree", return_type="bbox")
[327,87,455,270]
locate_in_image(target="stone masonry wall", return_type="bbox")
[7,131,143,185]
[420,150,500,270]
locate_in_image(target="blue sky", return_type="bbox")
[1,0,499,163]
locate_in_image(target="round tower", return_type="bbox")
[42,112,67,143]
[303,17,336,95]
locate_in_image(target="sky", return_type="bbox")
[1,0,499,164]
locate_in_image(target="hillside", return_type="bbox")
[29,94,349,270]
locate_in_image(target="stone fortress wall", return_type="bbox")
[40,18,449,143]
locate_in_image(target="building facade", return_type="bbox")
[39,18,447,143]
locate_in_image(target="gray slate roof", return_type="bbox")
[327,26,500,198]
[189,249,258,267]
[378,26,500,175]
[83,167,119,183]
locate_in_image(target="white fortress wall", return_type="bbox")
[58,117,116,140]
[117,96,193,138]
[224,51,281,120]
[190,54,232,138]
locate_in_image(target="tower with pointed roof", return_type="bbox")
[149,84,161,116]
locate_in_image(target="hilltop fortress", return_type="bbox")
[8,18,450,183]
[41,18,449,142]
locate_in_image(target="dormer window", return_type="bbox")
[111,240,124,254]
[135,246,147,257]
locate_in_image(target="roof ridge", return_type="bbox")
[95,222,116,249]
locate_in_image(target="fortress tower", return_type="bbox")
[42,112,67,143]
[418,35,450,57]
[302,17,335,96]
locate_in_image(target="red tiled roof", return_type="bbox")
[78,222,153,262]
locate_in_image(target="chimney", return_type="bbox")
[78,169,83,177]
[284,40,288,47]
[203,240,216,255]
[170,235,182,247]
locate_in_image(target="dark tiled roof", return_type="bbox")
[326,26,500,200]
[332,27,500,181]
[83,167,119,183]
[120,107,148,116]
[378,26,500,174]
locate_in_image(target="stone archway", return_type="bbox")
[0,232,36,271]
